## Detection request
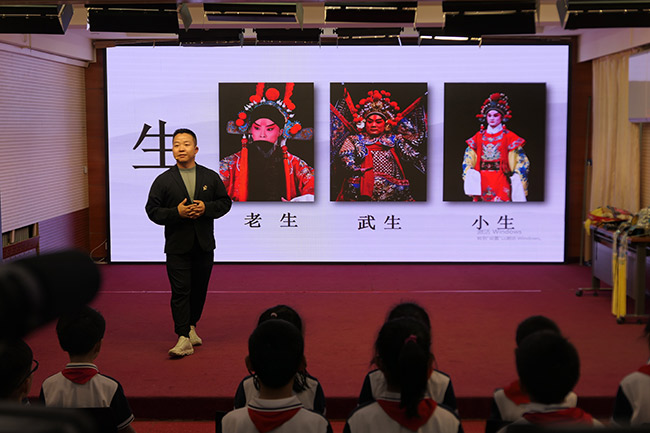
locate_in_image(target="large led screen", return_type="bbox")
[107,44,569,262]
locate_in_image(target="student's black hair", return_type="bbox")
[258,304,303,332]
[387,302,431,330]
[257,304,310,392]
[173,128,197,145]
[0,338,33,399]
[644,321,650,346]
[516,331,579,405]
[515,315,561,347]
[56,306,106,356]
[376,317,431,419]
[249,319,304,390]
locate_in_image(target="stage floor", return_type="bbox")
[26,263,649,420]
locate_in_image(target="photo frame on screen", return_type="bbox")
[330,82,428,202]
[218,82,315,202]
[107,44,569,263]
[443,83,547,202]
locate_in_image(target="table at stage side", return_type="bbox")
[578,226,650,323]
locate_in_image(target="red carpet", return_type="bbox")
[25,263,649,422]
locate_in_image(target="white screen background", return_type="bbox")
[107,44,569,262]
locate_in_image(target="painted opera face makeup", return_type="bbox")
[250,118,283,144]
[486,110,503,128]
[365,114,386,136]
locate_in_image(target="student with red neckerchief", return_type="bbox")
[219,319,331,433]
[496,331,601,433]
[345,317,462,433]
[39,306,137,433]
[485,316,578,433]
[358,302,458,414]
[233,305,326,415]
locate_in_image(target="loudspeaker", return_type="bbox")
[88,4,179,33]
[204,3,301,24]
[442,0,537,37]
[557,0,650,29]
[325,2,416,23]
[255,28,322,44]
[0,5,72,34]
[178,29,243,45]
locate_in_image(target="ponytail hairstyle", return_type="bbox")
[375,317,431,418]
[257,305,309,392]
[386,302,436,368]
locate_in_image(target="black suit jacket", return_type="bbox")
[145,164,232,254]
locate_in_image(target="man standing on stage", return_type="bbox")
[146,128,232,358]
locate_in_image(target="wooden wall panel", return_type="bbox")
[86,49,108,260]
[566,46,593,262]
[39,208,89,254]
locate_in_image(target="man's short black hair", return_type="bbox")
[516,331,579,404]
[0,338,33,399]
[173,128,197,145]
[249,319,303,389]
[56,306,106,356]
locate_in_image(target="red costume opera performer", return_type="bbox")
[462,93,529,202]
[331,87,426,201]
[219,83,315,202]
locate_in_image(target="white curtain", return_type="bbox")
[590,50,641,213]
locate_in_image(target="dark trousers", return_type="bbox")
[166,241,214,337]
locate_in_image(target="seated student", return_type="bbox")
[39,306,137,433]
[358,302,458,413]
[612,321,650,426]
[219,319,332,433]
[233,305,326,414]
[345,317,462,433]
[486,316,578,433]
[0,338,37,404]
[498,331,601,433]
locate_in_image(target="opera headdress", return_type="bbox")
[231,83,303,143]
[346,89,403,132]
[476,92,512,124]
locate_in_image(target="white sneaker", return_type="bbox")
[189,326,203,346]
[168,336,194,357]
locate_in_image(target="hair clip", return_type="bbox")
[404,334,418,344]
